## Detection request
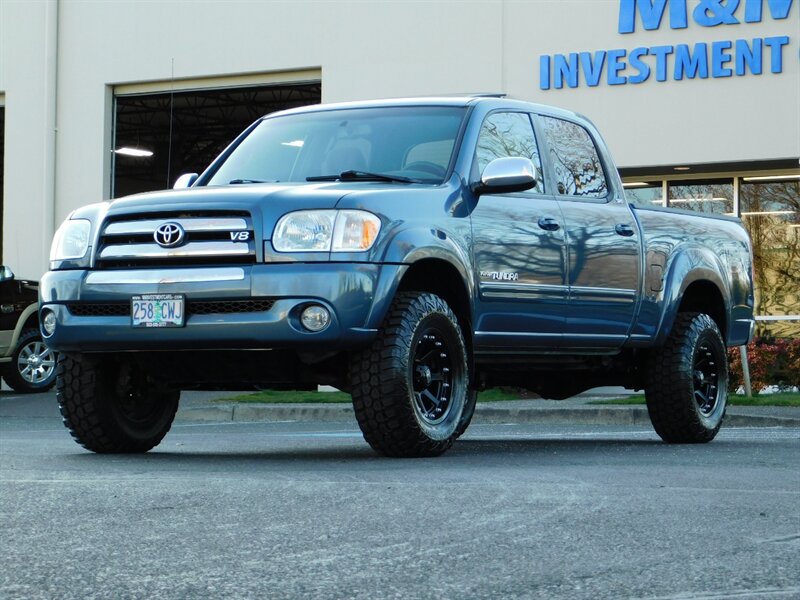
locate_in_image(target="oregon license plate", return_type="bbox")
[131,294,185,328]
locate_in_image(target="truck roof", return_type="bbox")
[264,95,585,123]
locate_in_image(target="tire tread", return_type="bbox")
[57,356,177,453]
[645,312,726,443]
[350,292,467,458]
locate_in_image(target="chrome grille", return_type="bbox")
[95,212,256,268]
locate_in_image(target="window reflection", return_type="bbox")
[668,179,733,215]
[740,179,800,338]
[624,182,663,208]
[541,117,607,198]
[475,112,544,194]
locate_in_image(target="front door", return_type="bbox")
[470,111,568,352]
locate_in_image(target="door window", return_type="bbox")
[541,117,607,198]
[475,112,544,194]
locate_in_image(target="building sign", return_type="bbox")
[540,0,797,89]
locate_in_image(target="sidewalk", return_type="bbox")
[175,388,800,428]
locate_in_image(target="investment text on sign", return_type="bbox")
[539,0,797,90]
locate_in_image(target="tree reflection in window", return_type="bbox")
[740,179,800,338]
[541,117,607,198]
[475,112,544,194]
[668,180,733,215]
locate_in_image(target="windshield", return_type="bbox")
[205,106,467,186]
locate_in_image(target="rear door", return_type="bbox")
[470,111,568,351]
[537,115,641,348]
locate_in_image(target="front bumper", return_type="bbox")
[40,263,406,353]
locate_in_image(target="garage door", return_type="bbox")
[112,82,321,198]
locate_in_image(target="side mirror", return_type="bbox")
[474,157,537,195]
[173,173,199,190]
[0,266,15,282]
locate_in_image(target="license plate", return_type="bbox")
[131,294,185,328]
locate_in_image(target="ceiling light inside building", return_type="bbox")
[622,181,650,188]
[740,210,796,216]
[673,166,691,171]
[741,174,800,182]
[114,147,154,157]
[669,197,728,203]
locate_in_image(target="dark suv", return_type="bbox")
[0,266,57,393]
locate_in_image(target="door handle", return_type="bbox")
[615,223,635,237]
[538,217,560,231]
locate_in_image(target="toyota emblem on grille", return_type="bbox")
[154,222,186,248]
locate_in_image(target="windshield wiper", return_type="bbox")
[229,178,275,184]
[307,170,419,184]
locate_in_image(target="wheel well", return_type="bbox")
[678,281,726,340]
[23,312,39,330]
[397,259,472,339]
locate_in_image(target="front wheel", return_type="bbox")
[57,355,179,453]
[350,292,469,457]
[645,312,728,443]
[3,329,57,393]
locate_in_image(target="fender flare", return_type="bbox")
[653,245,731,347]
[365,227,475,330]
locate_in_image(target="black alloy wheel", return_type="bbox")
[645,312,728,443]
[693,340,722,417]
[350,292,469,458]
[411,328,456,425]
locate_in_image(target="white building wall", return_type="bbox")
[1,1,59,278]
[1,0,798,278]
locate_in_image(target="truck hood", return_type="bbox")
[106,182,352,223]
[93,180,443,228]
[74,181,453,248]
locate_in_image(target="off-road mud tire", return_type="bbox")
[57,355,179,453]
[645,312,728,443]
[350,292,468,458]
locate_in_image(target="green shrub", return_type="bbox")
[728,337,800,394]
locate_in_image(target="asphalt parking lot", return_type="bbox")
[1,390,799,600]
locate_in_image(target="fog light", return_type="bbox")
[300,305,330,332]
[42,310,57,336]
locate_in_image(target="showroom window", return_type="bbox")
[112,82,321,198]
[623,181,663,208]
[740,177,800,338]
[667,179,734,215]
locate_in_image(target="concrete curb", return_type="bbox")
[176,403,800,428]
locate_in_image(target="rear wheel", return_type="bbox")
[350,292,468,457]
[57,355,179,453]
[645,312,728,443]
[3,329,57,393]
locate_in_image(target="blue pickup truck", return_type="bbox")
[40,96,755,457]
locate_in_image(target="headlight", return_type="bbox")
[50,219,91,261]
[332,210,381,252]
[273,210,381,252]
